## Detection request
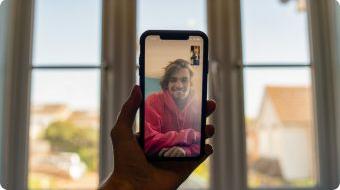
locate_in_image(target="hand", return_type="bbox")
[159,146,186,157]
[181,129,201,144]
[100,85,216,190]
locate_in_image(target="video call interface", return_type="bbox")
[144,36,204,158]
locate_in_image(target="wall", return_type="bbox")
[145,77,161,97]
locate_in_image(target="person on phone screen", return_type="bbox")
[145,59,201,157]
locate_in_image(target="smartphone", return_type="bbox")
[139,30,208,160]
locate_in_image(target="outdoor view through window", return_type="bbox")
[241,0,317,188]
[28,0,101,189]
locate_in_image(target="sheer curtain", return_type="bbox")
[0,0,10,185]
[335,2,340,179]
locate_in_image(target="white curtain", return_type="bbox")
[0,0,10,186]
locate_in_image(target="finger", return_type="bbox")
[204,144,213,156]
[158,148,168,157]
[178,148,186,157]
[205,124,215,139]
[173,149,181,157]
[164,147,176,157]
[111,86,142,142]
[206,99,216,117]
[116,85,142,127]
[170,149,180,157]
[158,149,164,157]
[135,132,141,142]
[164,147,174,157]
[199,144,213,163]
[171,149,178,157]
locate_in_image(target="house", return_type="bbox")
[253,86,316,180]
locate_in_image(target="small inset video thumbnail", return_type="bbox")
[190,46,200,66]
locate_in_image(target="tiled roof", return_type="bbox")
[265,86,313,125]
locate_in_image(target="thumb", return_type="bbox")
[116,85,142,128]
[111,85,142,148]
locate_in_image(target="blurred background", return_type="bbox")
[0,0,340,189]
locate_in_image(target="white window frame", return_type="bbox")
[207,0,340,189]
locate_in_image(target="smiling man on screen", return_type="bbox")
[144,59,201,158]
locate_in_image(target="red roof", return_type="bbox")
[265,86,313,126]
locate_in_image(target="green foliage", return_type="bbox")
[43,121,98,171]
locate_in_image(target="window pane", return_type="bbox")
[28,70,100,189]
[33,0,101,65]
[241,0,310,64]
[137,0,207,36]
[244,68,317,188]
[137,1,209,189]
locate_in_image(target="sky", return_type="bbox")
[31,0,311,117]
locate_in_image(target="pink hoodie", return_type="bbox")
[144,90,201,157]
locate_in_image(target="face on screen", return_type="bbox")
[167,68,191,103]
[144,36,203,158]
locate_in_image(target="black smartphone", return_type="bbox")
[139,30,208,160]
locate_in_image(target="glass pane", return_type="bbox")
[0,0,10,176]
[33,0,101,65]
[244,68,317,188]
[241,0,310,64]
[137,0,207,36]
[137,1,209,189]
[28,70,100,189]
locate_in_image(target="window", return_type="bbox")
[241,0,317,188]
[137,1,209,189]
[2,0,339,189]
[28,0,102,189]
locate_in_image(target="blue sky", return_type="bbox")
[31,0,311,117]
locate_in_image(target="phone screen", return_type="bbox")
[143,35,205,158]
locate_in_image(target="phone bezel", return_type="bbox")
[139,30,209,161]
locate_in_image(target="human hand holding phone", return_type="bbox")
[100,85,216,190]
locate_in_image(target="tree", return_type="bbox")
[43,121,98,171]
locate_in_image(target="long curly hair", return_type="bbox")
[160,59,193,90]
